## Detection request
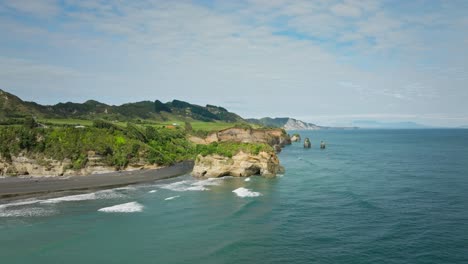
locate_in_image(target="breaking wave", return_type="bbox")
[232,187,262,198]
[164,196,180,201]
[98,202,144,213]
[41,190,123,204]
[159,178,222,192]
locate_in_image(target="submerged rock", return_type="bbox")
[192,151,283,178]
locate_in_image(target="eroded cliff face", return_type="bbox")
[0,151,158,177]
[189,128,289,178]
[189,128,291,147]
[192,151,283,178]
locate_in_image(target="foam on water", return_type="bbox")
[41,190,123,204]
[164,196,180,201]
[41,193,97,204]
[0,199,41,209]
[148,190,157,193]
[232,187,262,198]
[159,178,222,192]
[98,202,144,213]
[244,178,251,182]
[0,199,56,217]
[0,207,57,217]
[113,186,137,191]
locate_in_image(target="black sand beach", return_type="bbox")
[0,161,194,199]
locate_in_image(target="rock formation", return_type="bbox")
[290,133,301,142]
[303,138,311,148]
[189,127,291,147]
[192,151,283,178]
[0,151,158,177]
[320,141,326,149]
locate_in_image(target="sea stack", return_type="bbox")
[320,141,326,149]
[303,138,311,148]
[290,133,301,142]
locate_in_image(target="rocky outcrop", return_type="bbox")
[303,138,311,148]
[192,151,283,178]
[190,127,291,147]
[0,156,73,177]
[189,127,289,178]
[0,151,159,177]
[290,134,301,142]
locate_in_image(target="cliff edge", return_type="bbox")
[192,151,283,178]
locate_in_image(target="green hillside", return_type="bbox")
[0,89,245,126]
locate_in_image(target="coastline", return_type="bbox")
[0,161,194,199]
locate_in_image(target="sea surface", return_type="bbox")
[1,129,467,264]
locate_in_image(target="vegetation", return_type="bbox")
[0,120,272,172]
[0,89,279,174]
[195,142,273,158]
[0,89,244,123]
[0,122,194,169]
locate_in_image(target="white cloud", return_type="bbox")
[2,0,59,17]
[330,3,361,17]
[0,0,467,126]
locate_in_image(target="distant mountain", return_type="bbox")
[0,89,244,123]
[352,120,430,129]
[247,117,328,130]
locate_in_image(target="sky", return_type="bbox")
[1,0,467,127]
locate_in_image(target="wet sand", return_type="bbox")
[0,161,194,199]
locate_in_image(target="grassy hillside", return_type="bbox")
[0,89,245,124]
[0,121,195,169]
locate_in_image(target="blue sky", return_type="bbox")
[1,0,467,127]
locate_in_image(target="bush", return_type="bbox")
[195,142,273,158]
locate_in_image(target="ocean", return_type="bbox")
[1,129,467,264]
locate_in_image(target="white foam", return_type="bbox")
[0,199,40,209]
[232,187,262,198]
[41,190,122,204]
[114,186,136,191]
[0,207,57,217]
[185,186,209,191]
[148,190,157,193]
[194,178,222,186]
[244,178,251,182]
[159,178,222,192]
[41,193,97,204]
[98,202,143,213]
[164,196,180,201]
[159,180,191,192]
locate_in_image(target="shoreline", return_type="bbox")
[0,161,194,200]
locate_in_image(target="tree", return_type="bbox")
[185,121,193,132]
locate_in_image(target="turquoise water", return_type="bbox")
[1,129,468,263]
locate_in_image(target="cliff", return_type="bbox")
[283,118,323,130]
[189,127,291,148]
[0,151,159,177]
[190,128,289,178]
[192,151,283,178]
[247,117,325,130]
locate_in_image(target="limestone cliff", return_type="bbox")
[189,127,291,147]
[0,151,158,177]
[283,118,323,130]
[190,127,289,178]
[192,151,283,178]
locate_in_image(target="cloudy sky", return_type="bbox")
[1,0,467,126]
